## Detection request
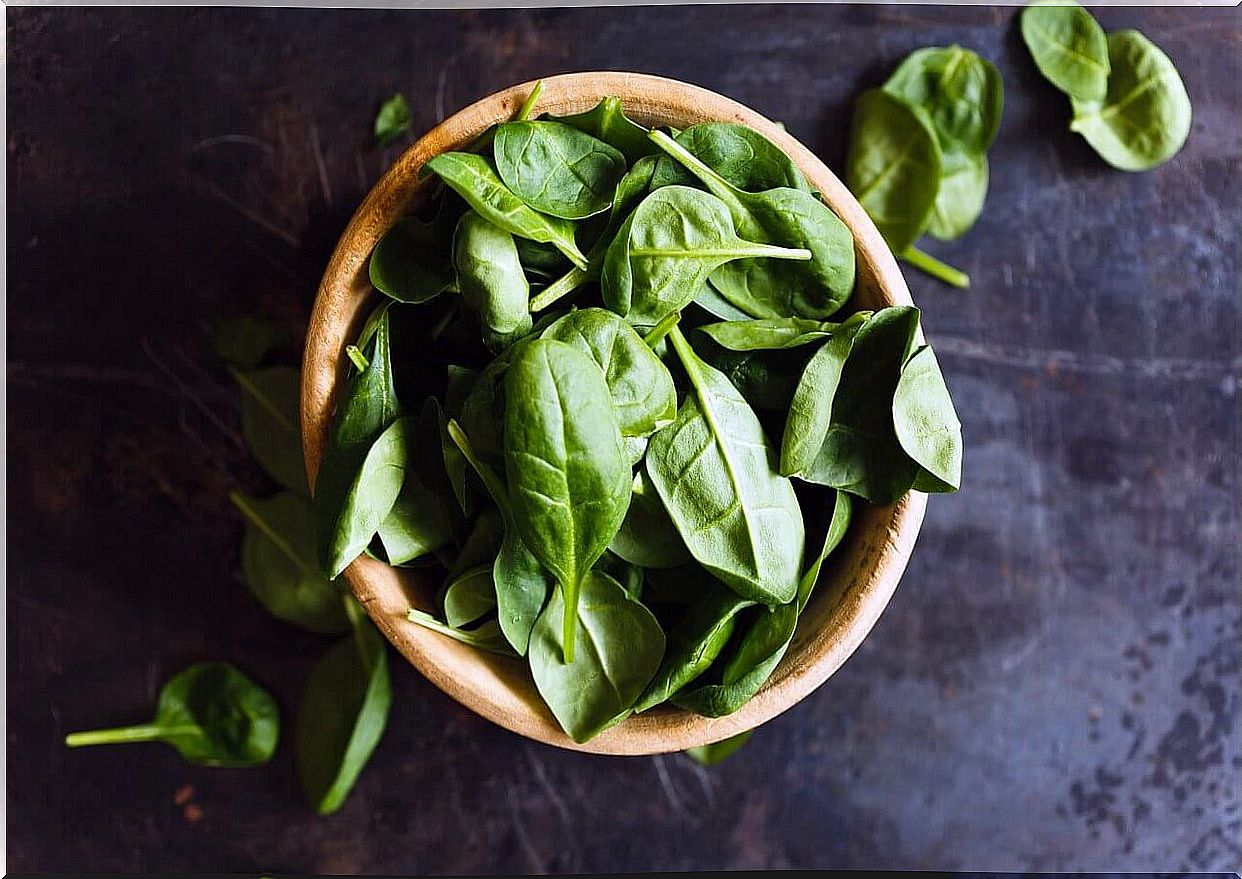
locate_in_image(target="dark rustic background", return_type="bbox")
[7,4,1239,874]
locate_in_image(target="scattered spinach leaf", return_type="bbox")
[375,94,412,146]
[1021,0,1110,102]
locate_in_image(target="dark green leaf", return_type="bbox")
[883,45,1004,155]
[213,316,284,369]
[543,97,657,164]
[369,217,456,304]
[893,345,962,492]
[684,730,753,765]
[650,123,812,193]
[375,94,412,146]
[452,211,532,351]
[233,365,307,496]
[495,120,628,220]
[609,468,690,569]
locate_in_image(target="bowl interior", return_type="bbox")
[302,72,926,755]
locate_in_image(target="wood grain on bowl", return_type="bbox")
[302,72,926,755]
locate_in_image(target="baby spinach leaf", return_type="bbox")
[684,730,752,765]
[375,93,411,146]
[314,310,402,576]
[543,96,657,164]
[452,211,532,351]
[779,316,865,477]
[634,590,755,712]
[595,549,644,600]
[699,343,807,414]
[443,565,497,628]
[65,662,279,767]
[651,130,855,320]
[698,316,862,352]
[883,45,1004,155]
[541,308,677,437]
[925,149,988,242]
[494,120,628,220]
[232,365,307,496]
[693,284,754,322]
[232,491,350,635]
[602,186,812,325]
[623,434,649,467]
[515,238,569,279]
[374,469,455,566]
[609,468,691,570]
[297,612,391,815]
[1021,0,1110,102]
[846,89,942,256]
[502,340,632,660]
[650,122,812,193]
[213,316,284,369]
[369,217,456,304]
[424,152,588,269]
[893,345,962,492]
[528,572,665,743]
[647,327,804,605]
[450,507,504,575]
[406,609,516,656]
[801,307,922,504]
[1069,30,1192,172]
[676,490,850,717]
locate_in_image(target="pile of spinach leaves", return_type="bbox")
[319,83,963,745]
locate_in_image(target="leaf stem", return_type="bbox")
[345,345,370,372]
[901,245,971,288]
[529,266,589,312]
[65,724,165,747]
[642,312,681,348]
[515,80,544,122]
[648,129,734,203]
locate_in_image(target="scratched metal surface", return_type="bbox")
[7,5,1240,873]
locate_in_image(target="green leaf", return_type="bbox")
[846,89,942,255]
[65,663,279,767]
[232,365,307,496]
[1021,0,1110,102]
[649,123,812,193]
[502,340,632,660]
[452,211,533,351]
[882,45,1004,155]
[801,307,922,504]
[528,572,665,743]
[779,316,865,477]
[1069,30,1192,172]
[495,120,628,220]
[375,94,412,146]
[543,96,657,164]
[297,616,391,815]
[925,150,988,242]
[647,327,805,605]
[893,345,962,492]
[369,217,456,304]
[609,468,691,569]
[406,609,516,656]
[443,564,497,628]
[684,730,753,765]
[541,308,677,437]
[424,152,588,269]
[232,491,350,635]
[213,316,284,369]
[651,130,855,320]
[698,316,861,352]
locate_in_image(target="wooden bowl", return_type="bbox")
[302,72,926,755]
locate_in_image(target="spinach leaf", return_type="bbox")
[595,549,644,600]
[369,217,456,304]
[649,122,812,193]
[424,152,588,270]
[623,434,649,467]
[232,365,307,496]
[801,307,922,504]
[633,590,755,712]
[314,309,401,576]
[602,186,812,325]
[651,130,855,320]
[543,96,657,164]
[442,564,497,628]
[609,469,691,570]
[925,150,988,242]
[647,327,804,605]
[232,491,349,634]
[693,284,754,322]
[450,507,504,574]
[846,89,942,256]
[893,345,962,492]
[883,45,1004,155]
[685,730,752,765]
[406,609,516,655]
[375,94,411,146]
[65,662,278,767]
[1069,30,1192,171]
[779,316,865,477]
[452,211,532,351]
[1021,0,1110,102]
[297,610,391,815]
[213,316,284,369]
[515,238,569,279]
[698,315,864,352]
[495,121,628,220]
[541,308,677,437]
[502,340,632,660]
[447,420,554,656]
[528,572,665,743]
[699,343,807,414]
[675,489,851,717]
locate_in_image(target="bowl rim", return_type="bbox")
[302,71,926,755]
